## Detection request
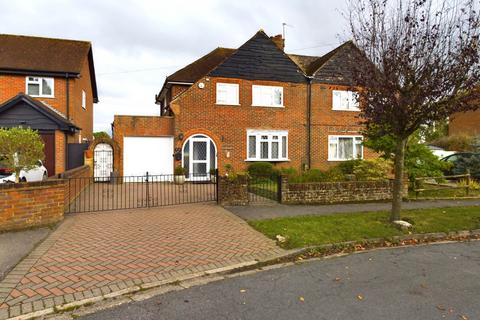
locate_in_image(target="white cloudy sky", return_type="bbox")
[0,0,349,133]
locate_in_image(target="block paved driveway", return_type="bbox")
[0,203,282,319]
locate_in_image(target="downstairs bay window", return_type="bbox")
[247,130,288,161]
[328,135,363,161]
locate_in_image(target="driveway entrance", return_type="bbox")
[0,204,282,319]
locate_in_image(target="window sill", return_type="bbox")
[251,105,285,108]
[331,108,360,112]
[216,103,241,106]
[28,94,55,99]
[245,159,290,162]
[328,158,363,162]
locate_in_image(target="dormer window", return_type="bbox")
[26,77,54,98]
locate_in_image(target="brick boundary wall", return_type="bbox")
[0,180,65,232]
[56,165,92,211]
[218,175,249,206]
[279,175,402,205]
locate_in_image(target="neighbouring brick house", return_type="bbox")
[449,92,480,136]
[0,34,98,176]
[113,30,376,178]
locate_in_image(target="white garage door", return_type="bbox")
[123,137,174,177]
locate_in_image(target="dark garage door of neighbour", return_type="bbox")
[39,132,55,176]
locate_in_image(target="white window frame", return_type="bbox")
[252,85,284,108]
[81,90,87,109]
[328,135,364,161]
[246,129,288,161]
[332,90,360,111]
[25,76,54,98]
[216,83,239,105]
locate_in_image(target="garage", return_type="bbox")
[123,137,174,177]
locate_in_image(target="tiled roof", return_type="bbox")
[208,30,305,83]
[167,47,236,83]
[0,34,90,74]
[0,34,99,102]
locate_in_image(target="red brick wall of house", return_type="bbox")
[170,78,376,173]
[0,180,65,232]
[54,130,66,174]
[310,83,377,170]
[113,115,174,176]
[68,56,94,143]
[0,59,95,174]
[449,110,480,136]
[171,76,309,173]
[0,74,69,114]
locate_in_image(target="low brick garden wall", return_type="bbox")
[56,165,92,210]
[218,175,249,206]
[280,176,403,205]
[0,180,65,232]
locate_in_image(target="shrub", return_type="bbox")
[337,159,363,175]
[289,167,346,183]
[279,167,298,177]
[353,158,393,181]
[0,127,45,183]
[452,155,480,178]
[247,162,278,177]
[430,134,476,152]
[457,179,480,190]
[174,166,185,175]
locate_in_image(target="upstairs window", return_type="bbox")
[26,77,54,98]
[328,135,363,161]
[252,85,283,107]
[247,130,288,161]
[332,90,359,111]
[216,83,239,105]
[82,90,87,109]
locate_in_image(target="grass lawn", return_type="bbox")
[409,187,480,198]
[249,206,480,249]
[248,179,278,200]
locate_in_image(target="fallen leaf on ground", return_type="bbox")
[357,295,364,300]
[240,289,246,293]
[334,277,341,282]
[436,305,446,311]
[460,315,468,320]
[299,296,305,302]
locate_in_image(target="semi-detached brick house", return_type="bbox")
[0,34,98,176]
[113,30,376,178]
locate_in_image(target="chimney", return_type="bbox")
[270,34,285,51]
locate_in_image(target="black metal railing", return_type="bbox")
[247,174,280,203]
[65,172,218,214]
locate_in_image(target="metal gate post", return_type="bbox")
[215,169,219,204]
[146,171,150,208]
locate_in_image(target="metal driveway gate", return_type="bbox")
[65,173,218,213]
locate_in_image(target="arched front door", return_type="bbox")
[182,134,217,181]
[94,143,113,181]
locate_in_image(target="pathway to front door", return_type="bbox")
[0,204,282,319]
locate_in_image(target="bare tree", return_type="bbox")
[348,0,480,221]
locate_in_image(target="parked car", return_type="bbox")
[0,160,48,183]
[441,152,480,179]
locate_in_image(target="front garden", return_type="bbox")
[250,206,480,249]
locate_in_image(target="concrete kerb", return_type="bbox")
[8,229,480,320]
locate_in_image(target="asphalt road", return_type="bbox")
[79,240,480,320]
[0,228,50,281]
[227,199,480,220]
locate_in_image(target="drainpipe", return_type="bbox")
[306,76,313,170]
[65,73,70,120]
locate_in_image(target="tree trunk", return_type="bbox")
[15,168,20,183]
[391,137,407,221]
